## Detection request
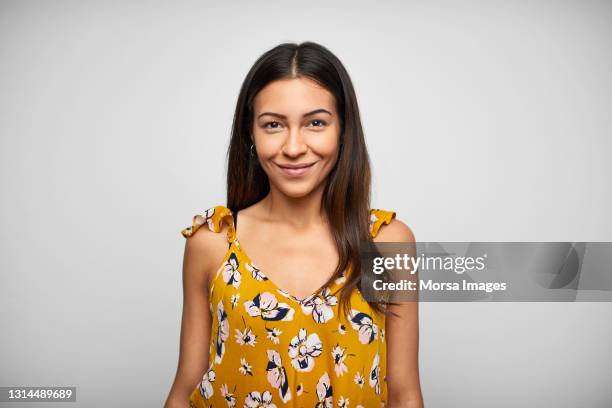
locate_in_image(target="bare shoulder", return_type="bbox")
[183,222,230,287]
[184,220,228,251]
[374,217,416,243]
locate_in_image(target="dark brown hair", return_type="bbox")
[226,41,390,318]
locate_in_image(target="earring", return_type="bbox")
[250,144,256,157]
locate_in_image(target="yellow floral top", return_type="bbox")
[181,205,396,408]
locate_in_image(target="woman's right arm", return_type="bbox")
[164,227,226,408]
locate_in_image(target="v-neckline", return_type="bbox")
[231,237,333,304]
[230,209,342,303]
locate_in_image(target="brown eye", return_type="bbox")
[309,119,327,127]
[264,121,281,129]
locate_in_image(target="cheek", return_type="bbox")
[254,137,283,159]
[312,137,341,162]
[310,130,340,154]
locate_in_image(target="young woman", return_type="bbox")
[165,42,423,408]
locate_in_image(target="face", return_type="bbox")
[251,77,341,198]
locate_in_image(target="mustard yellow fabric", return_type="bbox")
[181,205,396,408]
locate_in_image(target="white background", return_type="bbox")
[1,0,611,406]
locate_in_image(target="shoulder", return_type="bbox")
[370,209,415,243]
[377,217,416,242]
[180,205,233,273]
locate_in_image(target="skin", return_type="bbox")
[164,77,423,408]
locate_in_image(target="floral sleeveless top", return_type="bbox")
[181,205,396,408]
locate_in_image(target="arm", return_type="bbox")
[164,228,224,408]
[376,219,424,408]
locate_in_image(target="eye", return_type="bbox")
[309,119,327,128]
[263,121,282,129]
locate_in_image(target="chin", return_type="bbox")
[274,181,318,199]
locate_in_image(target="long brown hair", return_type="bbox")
[226,42,389,318]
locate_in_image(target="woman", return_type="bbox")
[165,42,423,408]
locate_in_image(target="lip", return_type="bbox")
[275,161,317,177]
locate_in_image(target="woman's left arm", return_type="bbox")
[375,219,424,408]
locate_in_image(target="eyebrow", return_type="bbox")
[257,108,332,120]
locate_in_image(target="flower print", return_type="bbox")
[230,293,240,309]
[288,328,323,372]
[354,371,365,388]
[296,383,303,396]
[369,353,381,395]
[198,366,215,399]
[239,357,253,376]
[222,252,241,289]
[244,292,295,321]
[204,207,216,229]
[265,349,292,403]
[334,271,347,285]
[338,396,349,407]
[266,326,282,344]
[246,262,268,281]
[315,372,333,408]
[331,344,349,377]
[220,384,236,407]
[369,212,379,234]
[338,323,346,335]
[244,390,277,408]
[235,326,257,347]
[189,207,215,234]
[348,309,379,344]
[214,300,230,364]
[300,288,337,324]
[380,327,385,342]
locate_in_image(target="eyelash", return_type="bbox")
[263,119,327,129]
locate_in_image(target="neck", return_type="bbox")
[260,182,328,228]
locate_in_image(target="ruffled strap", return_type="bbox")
[369,208,396,238]
[181,205,236,243]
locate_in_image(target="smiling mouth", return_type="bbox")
[275,162,317,177]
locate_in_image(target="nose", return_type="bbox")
[281,128,308,157]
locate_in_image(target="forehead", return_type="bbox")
[253,77,336,114]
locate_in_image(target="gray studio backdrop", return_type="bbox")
[1,1,611,407]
